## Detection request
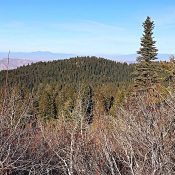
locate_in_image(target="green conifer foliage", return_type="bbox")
[82,86,94,124]
[134,16,159,93]
[39,85,58,120]
[137,17,158,62]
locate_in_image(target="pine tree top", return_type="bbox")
[137,16,158,62]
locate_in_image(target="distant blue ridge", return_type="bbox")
[0,51,173,63]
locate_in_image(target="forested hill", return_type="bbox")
[0,56,134,90]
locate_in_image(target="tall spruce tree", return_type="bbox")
[134,16,159,93]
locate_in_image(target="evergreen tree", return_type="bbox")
[134,16,159,93]
[137,16,158,62]
[39,85,58,120]
[82,86,94,124]
[103,96,114,114]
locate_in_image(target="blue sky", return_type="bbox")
[0,0,175,54]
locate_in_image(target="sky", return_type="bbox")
[0,0,175,55]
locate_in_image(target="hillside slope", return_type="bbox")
[0,56,134,90]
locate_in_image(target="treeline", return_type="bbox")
[0,56,134,90]
[1,56,175,121]
[0,57,135,120]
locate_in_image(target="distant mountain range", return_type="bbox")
[0,51,76,61]
[0,51,173,71]
[0,52,76,71]
[96,54,173,63]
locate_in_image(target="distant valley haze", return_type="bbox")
[0,51,173,71]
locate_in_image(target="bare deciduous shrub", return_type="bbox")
[1,91,175,174]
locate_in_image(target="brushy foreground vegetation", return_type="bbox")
[1,90,175,175]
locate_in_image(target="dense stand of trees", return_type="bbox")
[0,56,134,90]
[0,57,134,120]
[0,55,175,121]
